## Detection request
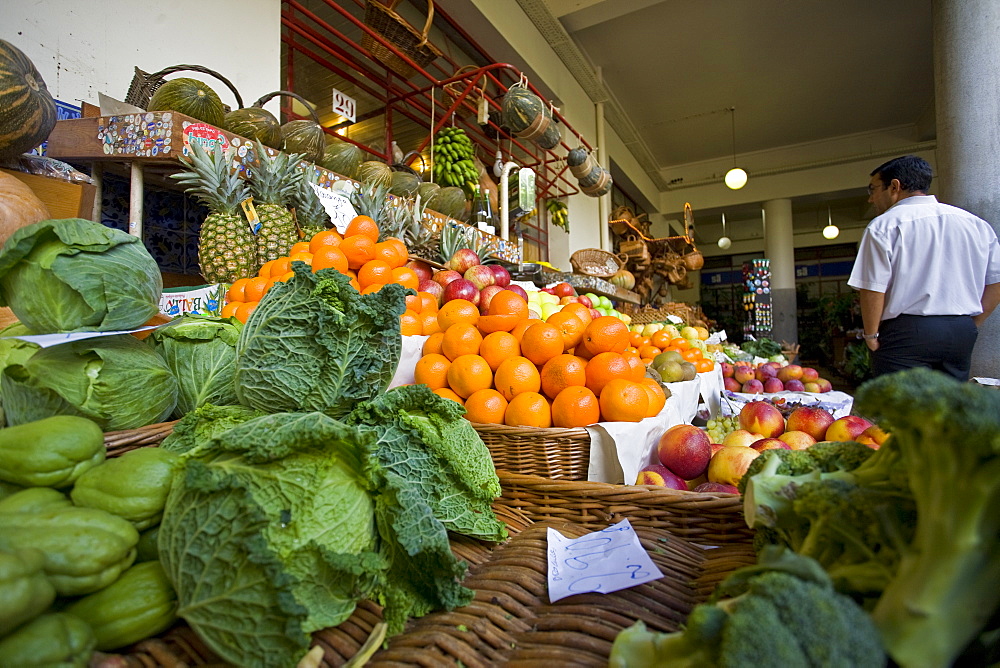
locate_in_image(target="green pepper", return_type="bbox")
[0,548,55,637]
[0,506,138,596]
[67,560,176,651]
[0,612,95,667]
[70,447,177,530]
[0,487,71,514]
[0,415,105,488]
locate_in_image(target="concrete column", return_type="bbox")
[934,0,1000,378]
[763,199,798,345]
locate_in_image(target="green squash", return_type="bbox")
[567,147,589,167]
[320,140,364,179]
[147,77,226,127]
[502,85,545,134]
[0,39,57,160]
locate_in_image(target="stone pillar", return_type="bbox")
[763,199,798,345]
[934,0,1000,378]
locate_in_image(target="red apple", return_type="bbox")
[763,377,785,394]
[733,365,755,384]
[551,282,576,298]
[505,284,529,301]
[442,278,480,305]
[784,379,806,392]
[777,430,817,450]
[776,364,803,382]
[478,285,507,314]
[406,259,433,283]
[540,287,556,295]
[801,367,820,381]
[707,445,761,486]
[589,308,602,320]
[432,270,463,287]
[464,265,497,290]
[741,379,765,394]
[577,295,593,308]
[825,416,873,442]
[635,464,688,491]
[723,377,742,392]
[559,296,579,305]
[739,401,785,438]
[721,362,734,378]
[751,437,792,452]
[488,264,511,287]
[417,279,444,305]
[785,406,835,442]
[446,248,481,273]
[693,481,739,494]
[657,424,713,480]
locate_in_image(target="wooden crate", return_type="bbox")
[0,169,96,220]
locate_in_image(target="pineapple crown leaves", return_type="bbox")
[292,169,331,229]
[171,142,249,216]
[438,222,498,265]
[248,140,306,206]
[349,179,392,230]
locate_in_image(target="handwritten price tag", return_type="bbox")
[310,183,357,234]
[331,87,357,123]
[546,519,663,602]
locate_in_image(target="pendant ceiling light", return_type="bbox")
[718,212,732,249]
[725,107,748,190]
[823,205,840,239]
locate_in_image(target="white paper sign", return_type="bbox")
[547,519,663,602]
[310,183,357,234]
[665,314,684,324]
[2,326,164,349]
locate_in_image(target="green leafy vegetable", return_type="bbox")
[740,337,782,359]
[235,263,409,418]
[0,334,178,430]
[159,403,266,454]
[147,314,243,418]
[0,321,39,426]
[0,218,162,333]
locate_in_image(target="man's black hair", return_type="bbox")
[871,155,933,193]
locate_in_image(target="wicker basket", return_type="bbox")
[124,64,244,111]
[472,423,591,480]
[443,65,487,117]
[361,0,444,79]
[103,420,177,457]
[569,248,625,278]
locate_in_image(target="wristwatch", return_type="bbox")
[861,332,879,340]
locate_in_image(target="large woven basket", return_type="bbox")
[569,248,625,278]
[472,422,591,480]
[361,0,444,79]
[124,64,244,111]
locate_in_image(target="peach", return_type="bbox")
[739,401,785,438]
[815,378,833,393]
[693,481,739,494]
[784,379,806,392]
[785,406,835,441]
[763,377,785,394]
[801,367,820,381]
[707,446,761,487]
[723,377,742,392]
[751,437,792,452]
[755,364,778,381]
[635,464,688,491]
[856,424,890,448]
[710,442,726,456]
[803,381,821,393]
[777,430,817,450]
[657,424,713,480]
[741,379,765,394]
[733,365,755,384]
[777,364,803,382]
[824,415,874,442]
[723,429,766,448]
[721,362,734,378]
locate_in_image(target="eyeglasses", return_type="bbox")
[867,182,887,195]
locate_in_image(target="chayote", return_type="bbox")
[0,415,105,488]
[70,447,178,530]
[0,548,55,637]
[0,487,71,515]
[0,612,95,667]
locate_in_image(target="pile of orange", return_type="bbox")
[414,295,669,428]
[222,215,425,325]
[625,329,716,374]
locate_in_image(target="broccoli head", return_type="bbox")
[608,548,886,668]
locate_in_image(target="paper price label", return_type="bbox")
[240,197,261,235]
[310,183,356,234]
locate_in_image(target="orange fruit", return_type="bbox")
[480,331,521,371]
[438,299,480,330]
[244,276,270,303]
[545,311,587,351]
[624,347,640,356]
[358,260,394,288]
[422,331,445,356]
[504,391,551,428]
[418,291,439,312]
[221,301,240,318]
[288,251,314,267]
[520,322,564,366]
[628,331,646,347]
[695,358,716,373]
[234,301,259,323]
[271,257,292,276]
[650,330,673,349]
[340,235,376,270]
[446,354,493,398]
[585,352,633,397]
[511,318,543,342]
[226,278,250,302]
[361,284,385,295]
[419,311,441,336]
[624,354,647,381]
[551,386,601,428]
[477,314,520,334]
[639,378,667,417]
[308,229,342,253]
[373,241,403,268]
[349,279,361,292]
[560,302,593,325]
[540,354,588,400]
[488,290,529,319]
[441,322,483,360]
[405,294,422,313]
[669,337,691,351]
[681,347,703,362]
[400,309,422,336]
[385,237,410,263]
[638,344,661,360]
[391,266,420,291]
[463,388,508,424]
[345,215,380,242]
[493,356,541,401]
[311,247,349,273]
[290,241,311,255]
[599,379,649,422]
[258,260,277,279]
[276,271,295,282]
[581,316,630,355]
[433,387,464,405]
[414,353,451,390]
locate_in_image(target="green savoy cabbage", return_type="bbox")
[0,218,162,333]
[234,263,408,419]
[147,314,243,418]
[0,334,178,430]
[159,403,266,454]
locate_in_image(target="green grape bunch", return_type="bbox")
[432,127,479,192]
[705,415,739,444]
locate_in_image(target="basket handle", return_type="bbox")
[139,64,244,109]
[253,90,321,125]
[378,0,435,47]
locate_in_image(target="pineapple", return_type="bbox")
[171,143,258,283]
[249,141,304,264]
[399,195,438,260]
[349,179,392,237]
[293,168,331,241]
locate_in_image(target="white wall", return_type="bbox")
[3,0,282,114]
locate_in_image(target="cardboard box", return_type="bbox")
[0,169,96,220]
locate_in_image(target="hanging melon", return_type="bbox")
[426,186,468,221]
[566,147,589,168]
[147,78,226,127]
[0,39,57,160]
[389,170,420,198]
[222,92,284,150]
[356,161,392,188]
[501,85,544,134]
[277,92,325,164]
[320,140,364,180]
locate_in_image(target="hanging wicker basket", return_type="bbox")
[569,248,626,278]
[125,64,244,112]
[443,65,488,117]
[361,0,444,79]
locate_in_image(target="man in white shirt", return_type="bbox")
[848,155,1000,380]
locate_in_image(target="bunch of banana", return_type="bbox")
[432,127,479,192]
[546,199,569,232]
